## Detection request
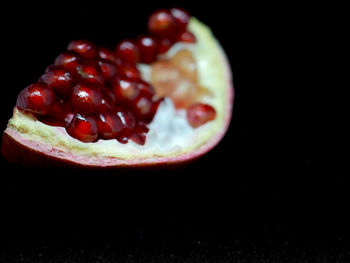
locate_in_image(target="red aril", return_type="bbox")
[176,30,196,43]
[16,82,55,115]
[40,99,73,127]
[71,83,103,113]
[114,107,136,130]
[170,7,191,32]
[129,131,146,145]
[97,112,124,139]
[186,103,217,128]
[66,113,98,142]
[157,38,173,54]
[54,51,81,72]
[115,39,139,64]
[75,60,105,85]
[148,9,176,38]
[98,47,117,63]
[132,95,154,122]
[67,40,97,59]
[112,76,139,102]
[98,87,117,112]
[117,64,141,80]
[39,66,75,97]
[135,79,155,99]
[137,36,158,64]
[97,60,118,82]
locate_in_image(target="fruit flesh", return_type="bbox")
[3,18,233,166]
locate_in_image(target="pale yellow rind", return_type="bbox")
[7,18,231,160]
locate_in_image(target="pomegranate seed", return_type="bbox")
[75,60,105,85]
[148,9,176,37]
[16,82,55,115]
[135,79,155,98]
[97,112,124,139]
[186,103,216,128]
[132,95,153,121]
[117,64,141,80]
[170,7,191,32]
[129,131,146,145]
[97,47,117,63]
[137,36,158,64]
[67,40,97,59]
[40,99,73,127]
[97,59,118,82]
[157,38,173,54]
[133,124,149,134]
[54,51,81,72]
[112,76,139,102]
[176,30,196,43]
[114,107,136,130]
[116,129,131,144]
[98,87,117,112]
[66,113,98,143]
[71,83,103,113]
[115,39,139,64]
[39,66,75,97]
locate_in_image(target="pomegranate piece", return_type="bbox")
[116,64,141,80]
[186,103,216,128]
[71,83,103,113]
[97,47,117,63]
[170,7,191,32]
[115,39,140,64]
[157,38,173,54]
[39,66,75,97]
[98,60,118,82]
[16,82,55,115]
[54,51,81,72]
[148,9,176,38]
[97,112,124,139]
[112,76,139,102]
[176,30,196,43]
[67,40,97,59]
[66,113,99,143]
[137,36,158,64]
[75,60,105,85]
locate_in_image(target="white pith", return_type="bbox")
[6,18,232,162]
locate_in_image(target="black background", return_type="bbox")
[0,1,347,262]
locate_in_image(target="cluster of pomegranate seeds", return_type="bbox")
[15,8,216,145]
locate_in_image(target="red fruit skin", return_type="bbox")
[16,83,55,115]
[67,40,97,59]
[147,9,176,38]
[137,36,158,64]
[115,40,140,64]
[66,113,99,143]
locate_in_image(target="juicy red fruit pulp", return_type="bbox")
[16,7,215,146]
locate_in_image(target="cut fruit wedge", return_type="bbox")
[1,18,234,168]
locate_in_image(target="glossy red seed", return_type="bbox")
[132,95,153,121]
[54,51,81,72]
[176,30,196,43]
[97,60,118,82]
[112,76,139,102]
[186,103,216,128]
[135,79,155,98]
[97,47,117,63]
[117,64,141,80]
[114,107,136,130]
[170,7,191,32]
[39,67,75,97]
[16,82,55,115]
[129,131,146,145]
[71,83,103,113]
[115,39,139,64]
[40,99,73,127]
[148,9,176,37]
[75,60,105,85]
[66,113,98,142]
[67,40,97,59]
[157,38,173,54]
[97,112,124,139]
[137,36,158,64]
